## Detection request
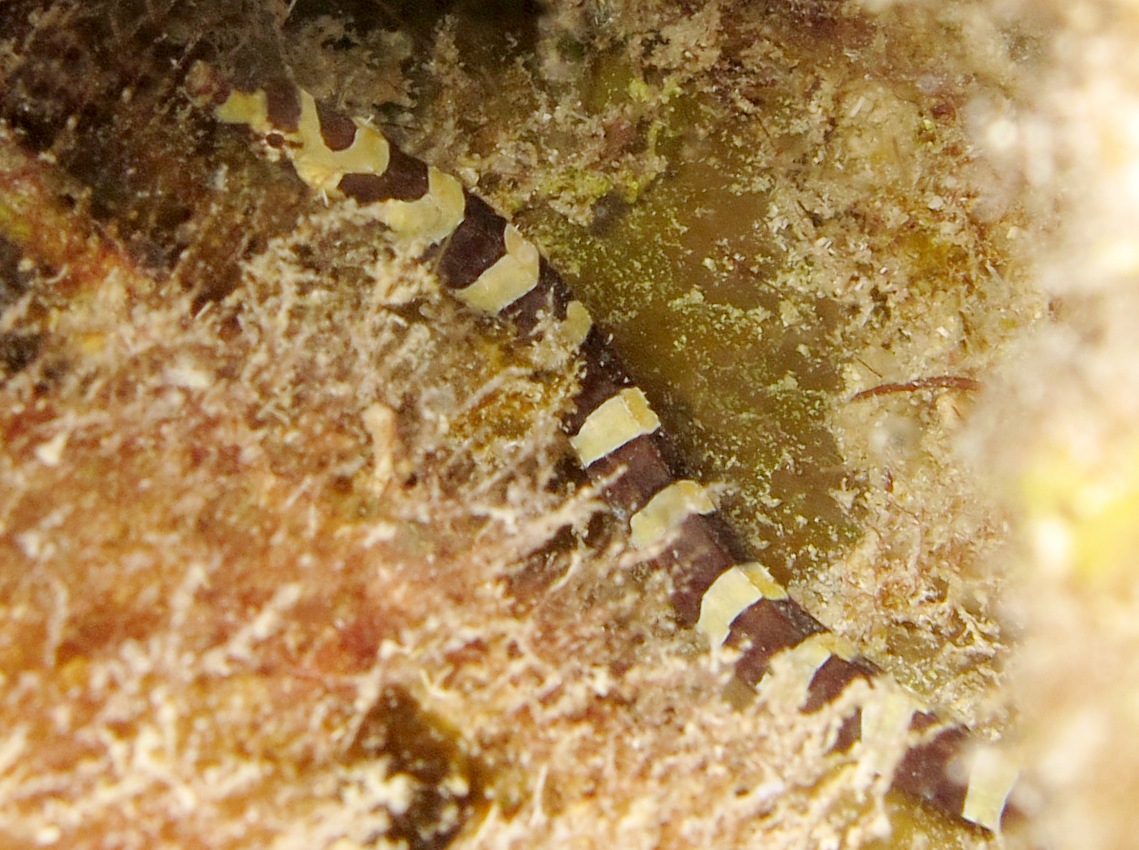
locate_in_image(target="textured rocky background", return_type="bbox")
[0,1,1136,848]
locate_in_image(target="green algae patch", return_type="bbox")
[527,102,864,585]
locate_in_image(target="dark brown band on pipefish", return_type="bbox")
[663,513,744,626]
[563,333,628,435]
[501,257,574,334]
[339,145,429,203]
[437,200,575,339]
[585,434,676,517]
[264,77,302,132]
[728,598,828,686]
[896,723,971,820]
[804,655,877,711]
[438,194,508,289]
[315,100,358,151]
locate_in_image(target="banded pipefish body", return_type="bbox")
[185,62,1022,835]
